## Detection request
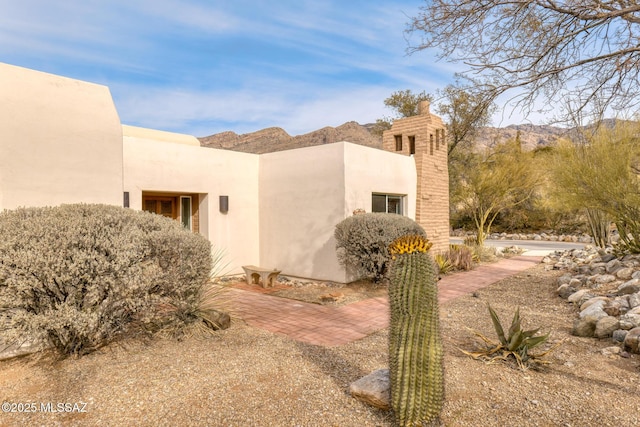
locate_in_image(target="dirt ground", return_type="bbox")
[0,263,639,426]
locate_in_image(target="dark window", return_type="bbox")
[408,136,416,154]
[394,135,402,151]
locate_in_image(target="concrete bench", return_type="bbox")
[242,265,281,288]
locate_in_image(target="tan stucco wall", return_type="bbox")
[123,135,260,274]
[382,101,450,254]
[0,62,123,210]
[259,142,417,283]
[343,142,417,219]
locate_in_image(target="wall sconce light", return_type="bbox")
[219,195,229,213]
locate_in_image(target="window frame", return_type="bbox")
[371,193,405,215]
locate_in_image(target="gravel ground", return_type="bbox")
[1,263,639,426]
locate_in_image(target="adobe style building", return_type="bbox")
[0,62,449,282]
[382,102,450,253]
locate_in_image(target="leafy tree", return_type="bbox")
[408,1,640,122]
[372,90,432,135]
[551,123,640,252]
[436,79,496,156]
[453,138,541,246]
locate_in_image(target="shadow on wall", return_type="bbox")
[311,235,343,283]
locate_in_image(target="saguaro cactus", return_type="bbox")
[388,234,444,426]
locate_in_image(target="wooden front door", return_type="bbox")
[143,196,177,219]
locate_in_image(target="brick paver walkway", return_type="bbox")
[230,255,542,347]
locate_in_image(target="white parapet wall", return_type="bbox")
[0,62,124,210]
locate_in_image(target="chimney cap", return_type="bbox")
[418,100,430,115]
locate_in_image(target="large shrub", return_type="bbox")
[0,204,213,357]
[334,213,426,282]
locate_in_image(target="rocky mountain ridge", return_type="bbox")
[198,121,571,154]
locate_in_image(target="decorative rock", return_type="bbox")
[572,317,596,337]
[594,274,617,287]
[577,265,592,275]
[612,329,628,343]
[557,274,573,285]
[619,314,640,330]
[617,279,640,295]
[605,259,622,273]
[557,284,577,299]
[616,267,635,280]
[568,289,592,304]
[595,316,620,338]
[629,293,640,309]
[569,278,583,288]
[580,297,608,312]
[603,300,623,317]
[210,310,231,330]
[546,246,640,352]
[349,369,391,410]
[623,327,640,354]
[601,346,621,357]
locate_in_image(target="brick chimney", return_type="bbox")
[418,100,430,115]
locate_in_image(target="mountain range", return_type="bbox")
[198,121,571,154]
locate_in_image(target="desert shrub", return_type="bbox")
[433,253,454,275]
[334,213,426,282]
[462,305,559,370]
[0,204,213,357]
[446,244,475,271]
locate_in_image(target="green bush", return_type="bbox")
[334,213,426,282]
[0,204,213,357]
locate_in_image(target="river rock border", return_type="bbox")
[543,246,640,354]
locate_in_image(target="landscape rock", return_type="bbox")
[615,267,634,280]
[591,274,617,288]
[568,289,592,304]
[580,297,608,312]
[210,310,231,330]
[612,329,628,343]
[619,314,640,330]
[622,327,640,354]
[557,284,576,299]
[594,316,620,338]
[578,302,608,321]
[629,293,640,309]
[572,317,596,337]
[600,254,617,263]
[349,369,390,410]
[546,246,640,348]
[605,259,622,274]
[603,300,624,317]
[617,279,640,295]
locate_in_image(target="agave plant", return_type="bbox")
[462,305,559,369]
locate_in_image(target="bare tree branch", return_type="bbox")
[408,0,640,123]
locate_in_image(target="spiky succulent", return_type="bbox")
[388,234,443,426]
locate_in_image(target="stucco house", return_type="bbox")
[0,62,448,283]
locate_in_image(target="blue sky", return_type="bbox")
[0,0,530,137]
